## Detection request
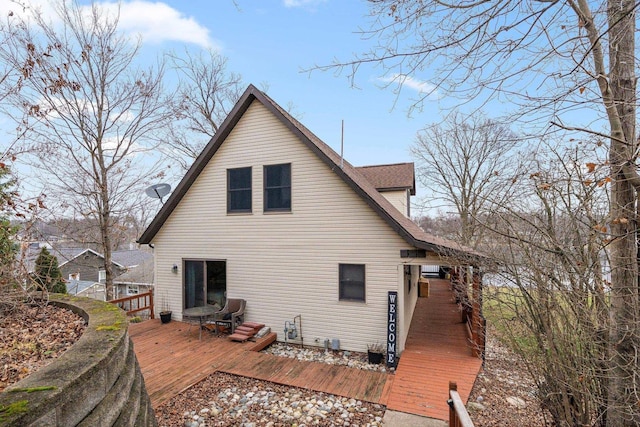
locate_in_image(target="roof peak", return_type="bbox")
[137,84,480,260]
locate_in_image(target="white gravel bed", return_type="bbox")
[261,343,389,373]
[155,342,389,426]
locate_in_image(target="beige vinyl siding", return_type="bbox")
[152,101,422,353]
[401,265,420,351]
[381,190,410,217]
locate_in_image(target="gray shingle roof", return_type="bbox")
[112,250,153,268]
[49,248,125,268]
[114,257,154,284]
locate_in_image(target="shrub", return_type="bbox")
[33,248,66,294]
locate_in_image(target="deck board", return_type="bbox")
[385,278,483,420]
[216,351,389,403]
[129,278,481,421]
[129,321,389,408]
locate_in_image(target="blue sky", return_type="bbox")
[165,0,441,167]
[0,0,452,170]
[0,0,618,226]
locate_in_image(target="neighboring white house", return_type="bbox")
[138,85,477,355]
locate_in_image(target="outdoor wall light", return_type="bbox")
[172,264,178,274]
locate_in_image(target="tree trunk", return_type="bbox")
[606,0,639,424]
[99,170,114,301]
[102,221,114,301]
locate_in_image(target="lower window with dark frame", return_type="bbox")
[339,263,365,302]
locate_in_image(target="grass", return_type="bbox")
[483,283,608,356]
[9,386,56,393]
[0,400,28,421]
[482,286,538,352]
[96,322,123,331]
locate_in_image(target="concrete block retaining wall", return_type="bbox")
[0,295,157,427]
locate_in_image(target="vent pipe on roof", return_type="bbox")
[340,120,344,169]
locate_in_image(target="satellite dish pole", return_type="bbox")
[145,183,172,205]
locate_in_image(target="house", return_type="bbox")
[48,248,154,291]
[138,85,479,355]
[355,162,415,218]
[49,247,126,283]
[113,256,154,299]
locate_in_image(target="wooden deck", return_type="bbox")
[129,319,246,406]
[129,279,481,421]
[129,320,389,408]
[217,350,389,403]
[385,278,483,420]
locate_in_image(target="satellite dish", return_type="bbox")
[145,183,171,205]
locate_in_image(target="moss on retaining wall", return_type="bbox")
[0,295,157,427]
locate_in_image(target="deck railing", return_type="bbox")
[447,381,475,427]
[450,268,486,359]
[109,290,154,319]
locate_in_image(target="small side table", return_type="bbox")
[183,305,217,340]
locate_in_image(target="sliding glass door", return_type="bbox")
[183,260,226,309]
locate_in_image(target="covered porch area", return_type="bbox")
[386,277,483,420]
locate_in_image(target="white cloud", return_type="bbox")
[99,1,217,49]
[378,74,441,100]
[0,1,216,49]
[283,0,327,8]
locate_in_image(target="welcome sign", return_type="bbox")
[387,291,397,368]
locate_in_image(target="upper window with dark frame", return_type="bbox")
[264,163,291,212]
[227,167,252,213]
[339,264,366,302]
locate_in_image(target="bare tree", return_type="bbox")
[0,1,172,299]
[411,112,523,248]
[165,48,243,170]
[416,212,461,242]
[481,138,612,426]
[325,1,640,424]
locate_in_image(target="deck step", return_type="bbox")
[240,322,265,333]
[228,333,251,342]
[242,321,264,329]
[234,326,255,335]
[247,332,278,352]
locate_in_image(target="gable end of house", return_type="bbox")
[138,84,480,261]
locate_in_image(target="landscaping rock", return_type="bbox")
[155,372,385,426]
[262,343,387,372]
[467,401,486,412]
[506,396,527,409]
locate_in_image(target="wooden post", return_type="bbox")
[471,267,485,359]
[448,380,475,427]
[448,381,458,427]
[149,288,155,319]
